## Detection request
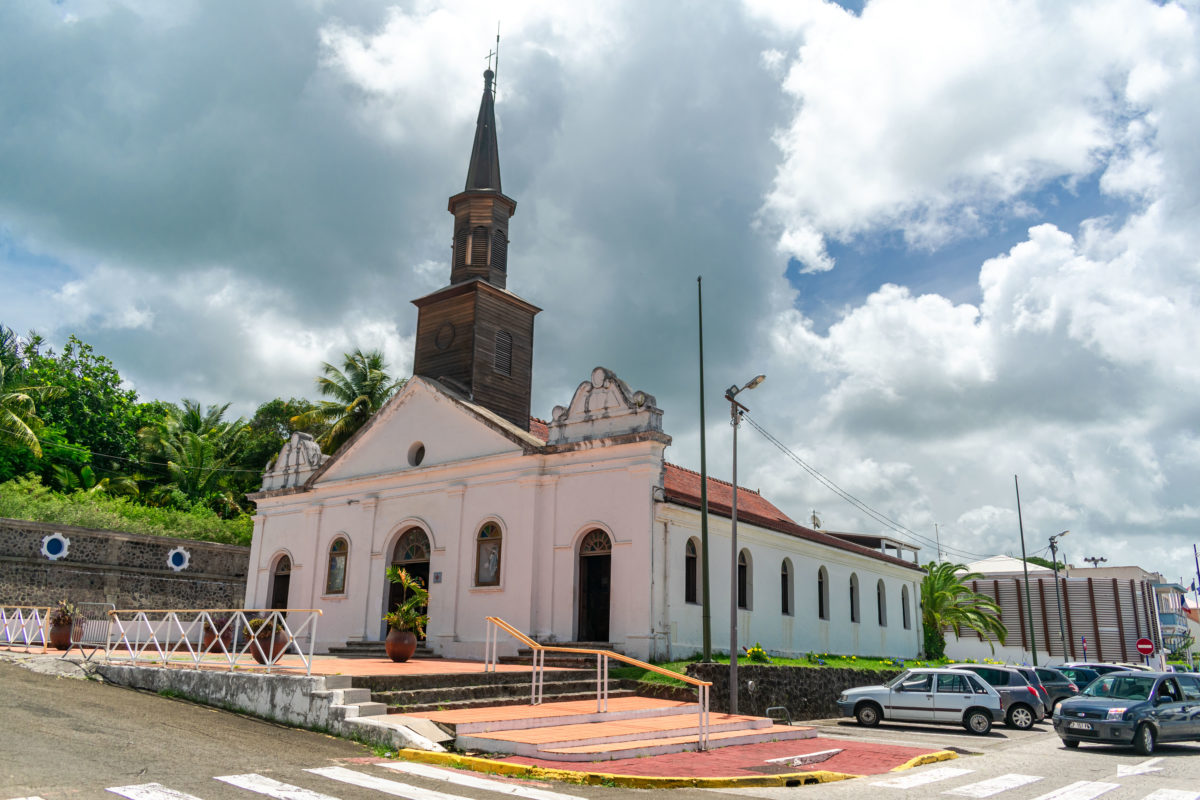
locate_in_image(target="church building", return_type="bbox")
[246,70,924,662]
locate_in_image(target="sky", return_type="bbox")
[2,0,1198,583]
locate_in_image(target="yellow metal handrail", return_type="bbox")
[484,616,711,750]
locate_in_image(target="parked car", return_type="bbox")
[1054,665,1101,691]
[837,668,1004,735]
[1062,661,1151,675]
[1034,666,1080,712]
[949,664,1046,730]
[1013,665,1052,709]
[1053,671,1200,754]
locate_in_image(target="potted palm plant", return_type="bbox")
[47,600,84,651]
[383,566,428,663]
[201,615,232,652]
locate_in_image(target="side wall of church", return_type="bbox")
[653,505,923,661]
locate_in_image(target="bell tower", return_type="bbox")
[411,69,540,431]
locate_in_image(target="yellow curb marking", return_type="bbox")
[890,750,959,771]
[394,749,863,788]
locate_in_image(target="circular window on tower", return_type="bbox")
[167,546,191,572]
[434,321,455,351]
[41,532,70,561]
[408,441,426,467]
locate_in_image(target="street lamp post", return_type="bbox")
[726,374,764,716]
[1049,530,1070,659]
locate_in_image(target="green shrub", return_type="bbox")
[0,475,251,546]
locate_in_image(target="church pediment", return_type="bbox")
[305,377,536,486]
[547,367,665,445]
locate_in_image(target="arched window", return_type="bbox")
[325,538,348,595]
[494,330,513,376]
[684,538,698,604]
[475,523,502,586]
[817,566,829,620]
[877,579,887,627]
[902,585,912,630]
[781,559,793,616]
[492,228,508,271]
[737,549,751,610]
[849,573,860,623]
[471,225,489,265]
[393,529,430,565]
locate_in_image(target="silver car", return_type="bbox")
[837,667,1005,735]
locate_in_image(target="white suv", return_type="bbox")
[837,667,1005,735]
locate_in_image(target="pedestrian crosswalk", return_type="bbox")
[84,762,588,800]
[868,766,1200,800]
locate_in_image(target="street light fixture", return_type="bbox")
[1084,556,1107,568]
[1049,530,1070,659]
[726,374,764,715]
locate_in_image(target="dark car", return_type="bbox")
[1034,666,1081,712]
[1062,661,1151,676]
[1013,665,1052,709]
[949,664,1046,729]
[1055,665,1101,691]
[1054,671,1200,754]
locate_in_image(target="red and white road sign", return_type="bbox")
[1135,637,1155,655]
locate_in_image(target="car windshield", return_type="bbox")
[1083,674,1156,701]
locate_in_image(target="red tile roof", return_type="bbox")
[663,463,921,571]
[529,417,550,441]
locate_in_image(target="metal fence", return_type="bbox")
[104,608,323,675]
[0,605,52,652]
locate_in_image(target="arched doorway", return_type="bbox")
[577,529,611,642]
[388,528,430,636]
[269,554,291,610]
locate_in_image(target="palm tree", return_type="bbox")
[921,561,1008,659]
[292,349,405,454]
[0,361,62,458]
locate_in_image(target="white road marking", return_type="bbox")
[1116,757,1164,777]
[215,773,339,800]
[1029,781,1120,800]
[9,796,49,799]
[871,767,974,788]
[378,762,584,800]
[943,774,1042,798]
[106,785,205,800]
[1141,792,1200,800]
[307,767,462,800]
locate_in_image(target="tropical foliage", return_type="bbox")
[0,324,388,545]
[920,561,1008,659]
[383,566,429,636]
[292,348,404,454]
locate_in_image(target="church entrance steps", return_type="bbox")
[350,667,639,714]
[502,643,623,668]
[410,697,816,761]
[326,640,435,659]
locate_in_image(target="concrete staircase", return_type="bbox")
[500,641,623,669]
[326,639,435,659]
[414,696,817,761]
[352,668,641,714]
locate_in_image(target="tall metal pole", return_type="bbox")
[729,399,740,714]
[1050,536,1067,660]
[697,278,712,661]
[1014,476,1038,665]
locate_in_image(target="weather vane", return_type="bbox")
[486,23,500,97]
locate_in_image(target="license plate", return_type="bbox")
[1068,721,1093,730]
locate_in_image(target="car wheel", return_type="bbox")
[855,702,882,727]
[1133,723,1156,755]
[964,710,992,735]
[1062,738,1079,749]
[1006,704,1035,730]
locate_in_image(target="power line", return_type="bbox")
[741,413,995,561]
[0,428,269,475]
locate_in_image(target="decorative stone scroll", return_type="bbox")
[547,367,664,445]
[261,432,329,491]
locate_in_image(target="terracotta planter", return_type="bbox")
[202,631,232,652]
[251,631,288,665]
[385,629,417,663]
[48,623,72,651]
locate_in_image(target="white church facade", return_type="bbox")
[246,70,924,662]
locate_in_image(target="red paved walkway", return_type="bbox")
[496,736,942,778]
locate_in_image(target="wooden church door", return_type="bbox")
[577,529,612,642]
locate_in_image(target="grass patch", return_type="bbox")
[0,475,252,545]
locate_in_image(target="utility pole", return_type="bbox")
[1014,476,1038,665]
[1049,530,1070,660]
[696,277,711,661]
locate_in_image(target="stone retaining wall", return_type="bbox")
[687,662,903,719]
[0,517,249,609]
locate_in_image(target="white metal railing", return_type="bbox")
[0,605,52,652]
[484,616,711,750]
[104,608,323,676]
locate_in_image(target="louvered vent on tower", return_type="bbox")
[494,330,513,376]
[471,226,489,265]
[492,228,507,271]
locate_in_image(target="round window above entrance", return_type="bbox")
[579,529,612,555]
[408,441,425,466]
